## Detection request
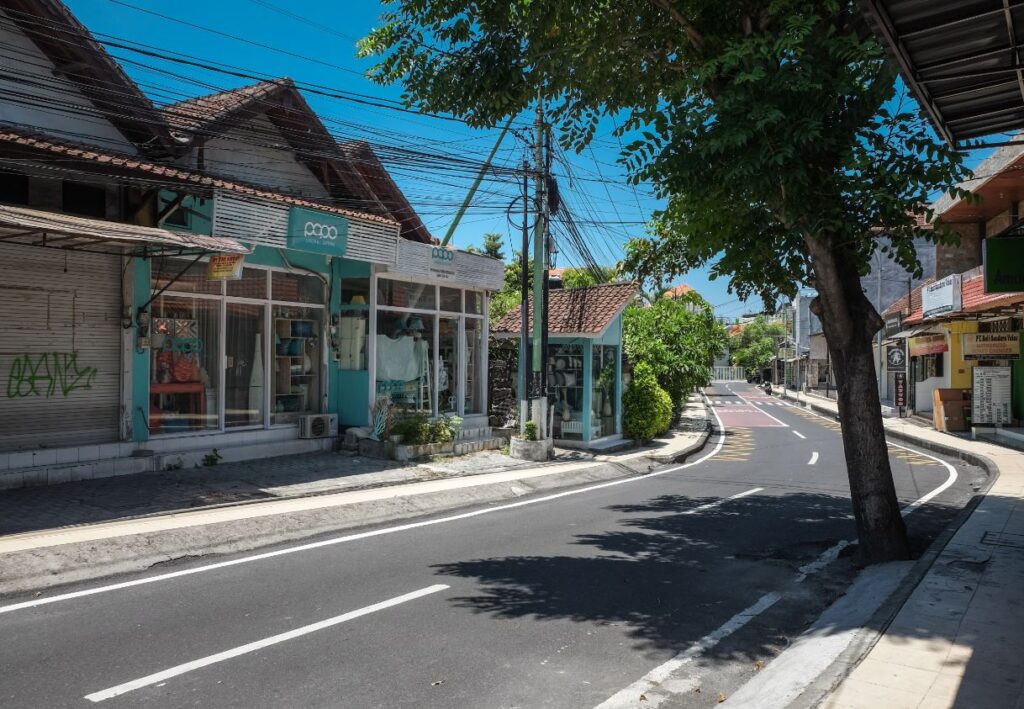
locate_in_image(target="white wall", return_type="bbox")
[202,114,329,198]
[0,12,137,152]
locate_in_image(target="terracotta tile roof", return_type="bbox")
[883,279,932,325]
[161,79,284,132]
[728,322,748,337]
[961,272,1024,313]
[492,283,638,336]
[665,283,694,298]
[0,128,399,227]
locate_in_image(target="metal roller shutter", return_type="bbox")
[0,243,122,451]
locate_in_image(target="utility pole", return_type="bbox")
[519,159,530,435]
[530,99,549,437]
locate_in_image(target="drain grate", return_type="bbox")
[981,531,1024,550]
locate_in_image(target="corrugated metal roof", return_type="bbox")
[0,204,249,254]
[860,0,1024,143]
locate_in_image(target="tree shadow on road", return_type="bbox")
[431,489,963,664]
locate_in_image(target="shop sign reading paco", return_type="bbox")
[429,246,457,280]
[287,207,348,257]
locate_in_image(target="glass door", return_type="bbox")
[439,317,460,414]
[225,302,265,428]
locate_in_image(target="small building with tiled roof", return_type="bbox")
[492,283,637,448]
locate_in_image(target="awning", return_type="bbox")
[859,1,1024,145]
[0,204,249,255]
[887,325,939,341]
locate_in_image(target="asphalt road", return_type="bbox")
[0,383,984,708]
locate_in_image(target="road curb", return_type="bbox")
[780,392,999,481]
[769,390,1000,708]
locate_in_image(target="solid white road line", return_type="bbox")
[682,487,763,515]
[594,592,782,709]
[730,390,789,427]
[84,584,449,702]
[1,396,733,617]
[791,402,958,515]
[596,399,963,708]
[808,452,818,466]
[793,431,807,440]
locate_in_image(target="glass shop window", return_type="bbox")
[149,296,220,432]
[377,279,436,310]
[464,318,485,414]
[272,305,323,424]
[151,257,222,296]
[273,271,324,304]
[440,287,462,312]
[375,310,434,414]
[226,267,268,299]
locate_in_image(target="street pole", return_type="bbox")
[519,159,530,435]
[531,98,548,437]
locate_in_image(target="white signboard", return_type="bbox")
[394,240,505,290]
[972,366,1013,425]
[922,274,962,319]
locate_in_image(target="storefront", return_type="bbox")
[369,239,505,426]
[0,203,247,486]
[491,283,637,448]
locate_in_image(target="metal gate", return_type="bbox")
[0,243,122,452]
[713,366,747,381]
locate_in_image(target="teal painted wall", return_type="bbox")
[157,191,213,236]
[334,258,371,426]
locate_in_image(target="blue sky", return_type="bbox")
[64,1,992,321]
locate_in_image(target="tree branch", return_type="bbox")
[650,0,705,52]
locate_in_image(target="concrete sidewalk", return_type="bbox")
[0,398,711,596]
[781,391,1024,709]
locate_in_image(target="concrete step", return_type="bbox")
[453,436,506,456]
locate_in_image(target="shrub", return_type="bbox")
[392,413,463,445]
[623,362,672,441]
[391,412,431,445]
[430,415,463,443]
[524,420,538,441]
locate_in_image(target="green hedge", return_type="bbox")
[623,362,673,441]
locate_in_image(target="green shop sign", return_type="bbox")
[287,207,347,256]
[984,238,1024,293]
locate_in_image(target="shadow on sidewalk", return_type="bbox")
[0,451,409,535]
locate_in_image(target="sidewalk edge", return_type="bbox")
[773,391,1000,708]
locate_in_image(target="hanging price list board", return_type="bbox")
[972,366,1012,425]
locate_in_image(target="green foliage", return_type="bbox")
[489,288,521,322]
[561,266,617,289]
[623,292,726,411]
[360,0,971,307]
[729,316,786,375]
[393,413,463,445]
[391,413,431,445]
[202,449,222,467]
[622,362,672,442]
[430,415,463,444]
[524,420,538,441]
[481,232,505,261]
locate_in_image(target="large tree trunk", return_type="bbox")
[806,235,909,564]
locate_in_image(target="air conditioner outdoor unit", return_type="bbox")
[299,413,338,439]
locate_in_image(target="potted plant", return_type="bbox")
[509,420,551,462]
